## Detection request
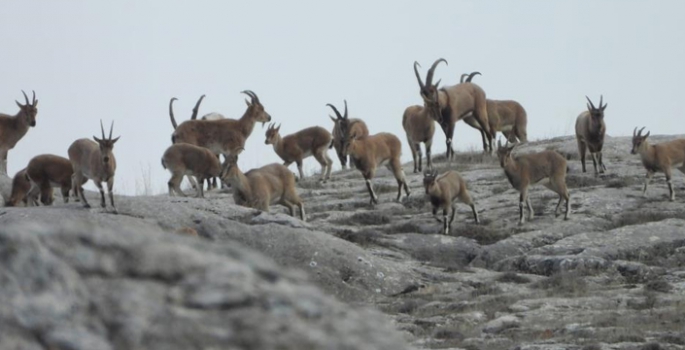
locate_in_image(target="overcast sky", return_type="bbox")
[2,1,684,195]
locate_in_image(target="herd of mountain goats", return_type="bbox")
[2,58,685,232]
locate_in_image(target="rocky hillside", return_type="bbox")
[2,135,685,350]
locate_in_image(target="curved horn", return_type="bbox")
[31,90,36,105]
[100,120,106,139]
[21,90,29,105]
[426,58,448,87]
[585,96,596,110]
[241,90,259,103]
[109,121,114,140]
[413,61,425,90]
[169,98,178,129]
[466,71,481,83]
[633,127,638,137]
[343,99,348,119]
[191,95,205,120]
[460,73,468,83]
[638,127,646,137]
[326,103,343,120]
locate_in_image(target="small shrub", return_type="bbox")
[470,282,502,297]
[642,343,663,350]
[397,300,421,314]
[531,271,587,296]
[660,334,685,345]
[581,345,601,350]
[645,279,673,293]
[606,177,638,189]
[334,211,391,226]
[432,327,465,341]
[496,272,531,284]
[566,174,605,189]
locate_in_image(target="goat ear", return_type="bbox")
[329,115,336,123]
[93,136,102,143]
[15,100,23,108]
[111,136,120,144]
[644,131,650,138]
[600,103,608,111]
[245,99,251,106]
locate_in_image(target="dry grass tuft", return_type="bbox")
[496,272,531,284]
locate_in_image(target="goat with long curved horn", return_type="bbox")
[413,59,492,157]
[466,71,481,83]
[169,98,178,129]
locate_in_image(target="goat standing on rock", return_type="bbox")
[68,121,120,213]
[264,123,333,182]
[575,95,608,175]
[327,100,369,169]
[423,169,479,234]
[345,132,410,205]
[0,91,38,176]
[402,105,435,173]
[162,143,223,198]
[497,140,571,225]
[631,127,685,201]
[414,59,493,157]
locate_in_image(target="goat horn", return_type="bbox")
[32,90,36,105]
[466,71,481,83]
[169,98,178,129]
[21,90,29,105]
[460,73,468,83]
[326,103,343,120]
[241,90,258,103]
[109,121,114,140]
[100,120,106,139]
[633,127,637,137]
[413,61,425,90]
[426,58,448,87]
[585,96,596,110]
[638,127,646,136]
[599,95,604,109]
[191,95,205,120]
[343,99,348,119]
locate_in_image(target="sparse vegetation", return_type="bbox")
[334,229,384,247]
[496,272,531,284]
[531,271,588,297]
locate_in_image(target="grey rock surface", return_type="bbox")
[0,222,411,350]
[3,135,685,350]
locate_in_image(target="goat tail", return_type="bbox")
[328,138,334,149]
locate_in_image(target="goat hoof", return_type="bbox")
[84,204,91,209]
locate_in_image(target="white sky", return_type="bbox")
[2,1,684,195]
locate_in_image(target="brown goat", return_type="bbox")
[345,132,410,205]
[6,168,38,207]
[161,143,223,198]
[221,154,306,221]
[631,127,685,201]
[423,169,479,234]
[402,105,435,173]
[327,100,369,169]
[497,140,570,225]
[264,123,333,182]
[0,91,38,176]
[414,59,492,157]
[26,154,79,205]
[460,72,528,146]
[169,91,271,187]
[575,95,607,175]
[68,121,120,212]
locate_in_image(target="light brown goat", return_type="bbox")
[6,168,38,207]
[631,127,685,201]
[169,90,271,180]
[220,154,306,221]
[0,91,38,176]
[460,72,528,146]
[423,169,479,234]
[575,96,607,175]
[26,154,79,205]
[345,132,410,205]
[497,140,570,225]
[414,59,492,157]
[402,105,435,173]
[264,123,333,182]
[162,143,223,198]
[68,121,120,212]
[327,100,369,169]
